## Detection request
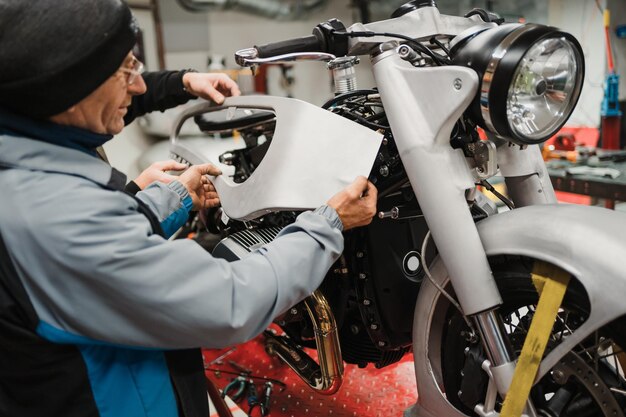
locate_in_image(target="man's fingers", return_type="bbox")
[202,190,219,199]
[203,187,217,196]
[194,163,222,176]
[160,161,189,171]
[191,82,224,104]
[210,88,225,104]
[363,180,377,201]
[345,176,370,198]
[204,197,221,208]
[203,184,217,195]
[154,160,188,172]
[184,72,241,103]
[209,76,236,102]
[218,78,241,97]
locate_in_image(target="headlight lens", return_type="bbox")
[451,24,584,145]
[507,37,581,141]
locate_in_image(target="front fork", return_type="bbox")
[372,46,553,413]
[496,136,558,207]
[475,141,558,409]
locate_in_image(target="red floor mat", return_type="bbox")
[203,335,418,417]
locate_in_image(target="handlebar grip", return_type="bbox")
[255,34,324,58]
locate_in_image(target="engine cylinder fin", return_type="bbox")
[256,227,283,243]
[340,327,409,368]
[231,230,263,249]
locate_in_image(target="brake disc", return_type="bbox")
[549,351,624,417]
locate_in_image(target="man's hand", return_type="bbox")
[178,164,222,210]
[326,176,378,231]
[182,72,241,104]
[134,160,188,190]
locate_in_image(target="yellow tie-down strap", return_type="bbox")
[500,261,570,417]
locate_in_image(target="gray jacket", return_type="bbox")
[0,133,344,349]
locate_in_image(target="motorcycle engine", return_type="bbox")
[213,182,435,368]
[204,90,440,368]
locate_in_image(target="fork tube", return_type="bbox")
[474,310,513,365]
[497,141,558,207]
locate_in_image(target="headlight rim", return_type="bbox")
[488,26,584,145]
[451,22,585,145]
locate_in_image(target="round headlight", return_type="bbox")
[451,24,584,145]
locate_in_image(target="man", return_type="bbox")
[0,1,377,417]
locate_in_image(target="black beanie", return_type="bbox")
[0,0,138,119]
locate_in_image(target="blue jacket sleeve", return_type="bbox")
[135,180,193,238]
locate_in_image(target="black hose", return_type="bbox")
[429,37,450,56]
[322,89,378,109]
[335,108,389,130]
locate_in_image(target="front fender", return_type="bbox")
[478,204,626,283]
[477,204,626,380]
[408,204,626,417]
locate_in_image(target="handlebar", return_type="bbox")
[236,18,349,66]
[255,34,323,58]
[234,7,492,67]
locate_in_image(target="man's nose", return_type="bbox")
[128,75,147,95]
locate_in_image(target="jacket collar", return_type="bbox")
[0,109,113,157]
[0,133,127,190]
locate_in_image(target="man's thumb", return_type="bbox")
[349,176,369,195]
[196,164,222,176]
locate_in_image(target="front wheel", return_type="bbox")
[441,256,626,417]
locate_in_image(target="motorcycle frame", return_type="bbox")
[170,5,626,416]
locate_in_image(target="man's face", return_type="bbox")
[57,53,147,135]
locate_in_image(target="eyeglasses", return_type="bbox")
[119,56,144,85]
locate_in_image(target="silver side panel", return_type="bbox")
[348,7,489,55]
[372,51,503,315]
[408,204,626,417]
[171,96,383,220]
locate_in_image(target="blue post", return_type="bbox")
[601,73,622,117]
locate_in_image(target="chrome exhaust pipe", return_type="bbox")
[264,290,344,394]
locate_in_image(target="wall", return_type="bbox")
[156,0,210,52]
[548,0,605,127]
[204,0,374,105]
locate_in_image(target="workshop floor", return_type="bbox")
[203,334,418,417]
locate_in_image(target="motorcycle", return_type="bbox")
[170,2,626,416]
